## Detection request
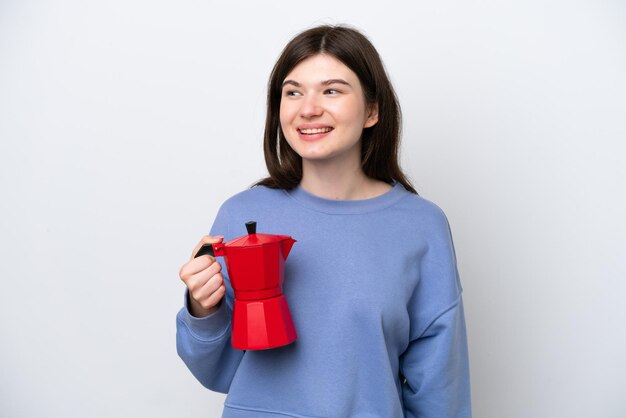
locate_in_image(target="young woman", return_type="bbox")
[177,25,471,417]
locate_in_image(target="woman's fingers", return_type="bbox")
[179,235,224,279]
[184,261,222,293]
[192,273,226,310]
[179,235,227,316]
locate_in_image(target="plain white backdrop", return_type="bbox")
[1,0,625,417]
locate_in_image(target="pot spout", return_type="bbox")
[281,238,296,259]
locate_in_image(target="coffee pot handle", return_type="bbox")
[194,244,215,258]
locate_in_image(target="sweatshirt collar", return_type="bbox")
[284,182,408,214]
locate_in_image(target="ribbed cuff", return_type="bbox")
[177,290,231,341]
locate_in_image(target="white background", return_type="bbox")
[1,1,625,417]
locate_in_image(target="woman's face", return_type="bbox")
[279,54,378,166]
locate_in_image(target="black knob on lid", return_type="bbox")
[246,221,257,235]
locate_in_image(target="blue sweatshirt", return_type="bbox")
[176,183,471,417]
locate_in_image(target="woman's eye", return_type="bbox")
[325,89,339,95]
[285,90,302,97]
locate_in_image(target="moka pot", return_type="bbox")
[195,221,297,350]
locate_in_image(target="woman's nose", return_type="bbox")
[300,95,323,118]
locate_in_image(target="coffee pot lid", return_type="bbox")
[225,221,293,247]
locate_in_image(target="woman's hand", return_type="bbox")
[179,235,226,317]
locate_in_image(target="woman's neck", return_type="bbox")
[300,160,392,200]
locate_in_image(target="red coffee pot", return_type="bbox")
[195,221,297,350]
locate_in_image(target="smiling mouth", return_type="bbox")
[298,127,334,135]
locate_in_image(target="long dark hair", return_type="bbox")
[255,25,417,194]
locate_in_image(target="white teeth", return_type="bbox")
[299,127,333,134]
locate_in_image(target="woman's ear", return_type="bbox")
[364,103,379,128]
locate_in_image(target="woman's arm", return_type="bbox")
[176,203,243,392]
[400,297,471,417]
[401,203,472,416]
[176,290,244,393]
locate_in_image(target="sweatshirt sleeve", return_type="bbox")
[400,205,472,417]
[175,203,244,393]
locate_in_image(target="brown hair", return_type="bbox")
[255,25,417,194]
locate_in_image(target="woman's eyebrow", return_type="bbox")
[282,80,301,88]
[281,79,352,88]
[321,79,351,87]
